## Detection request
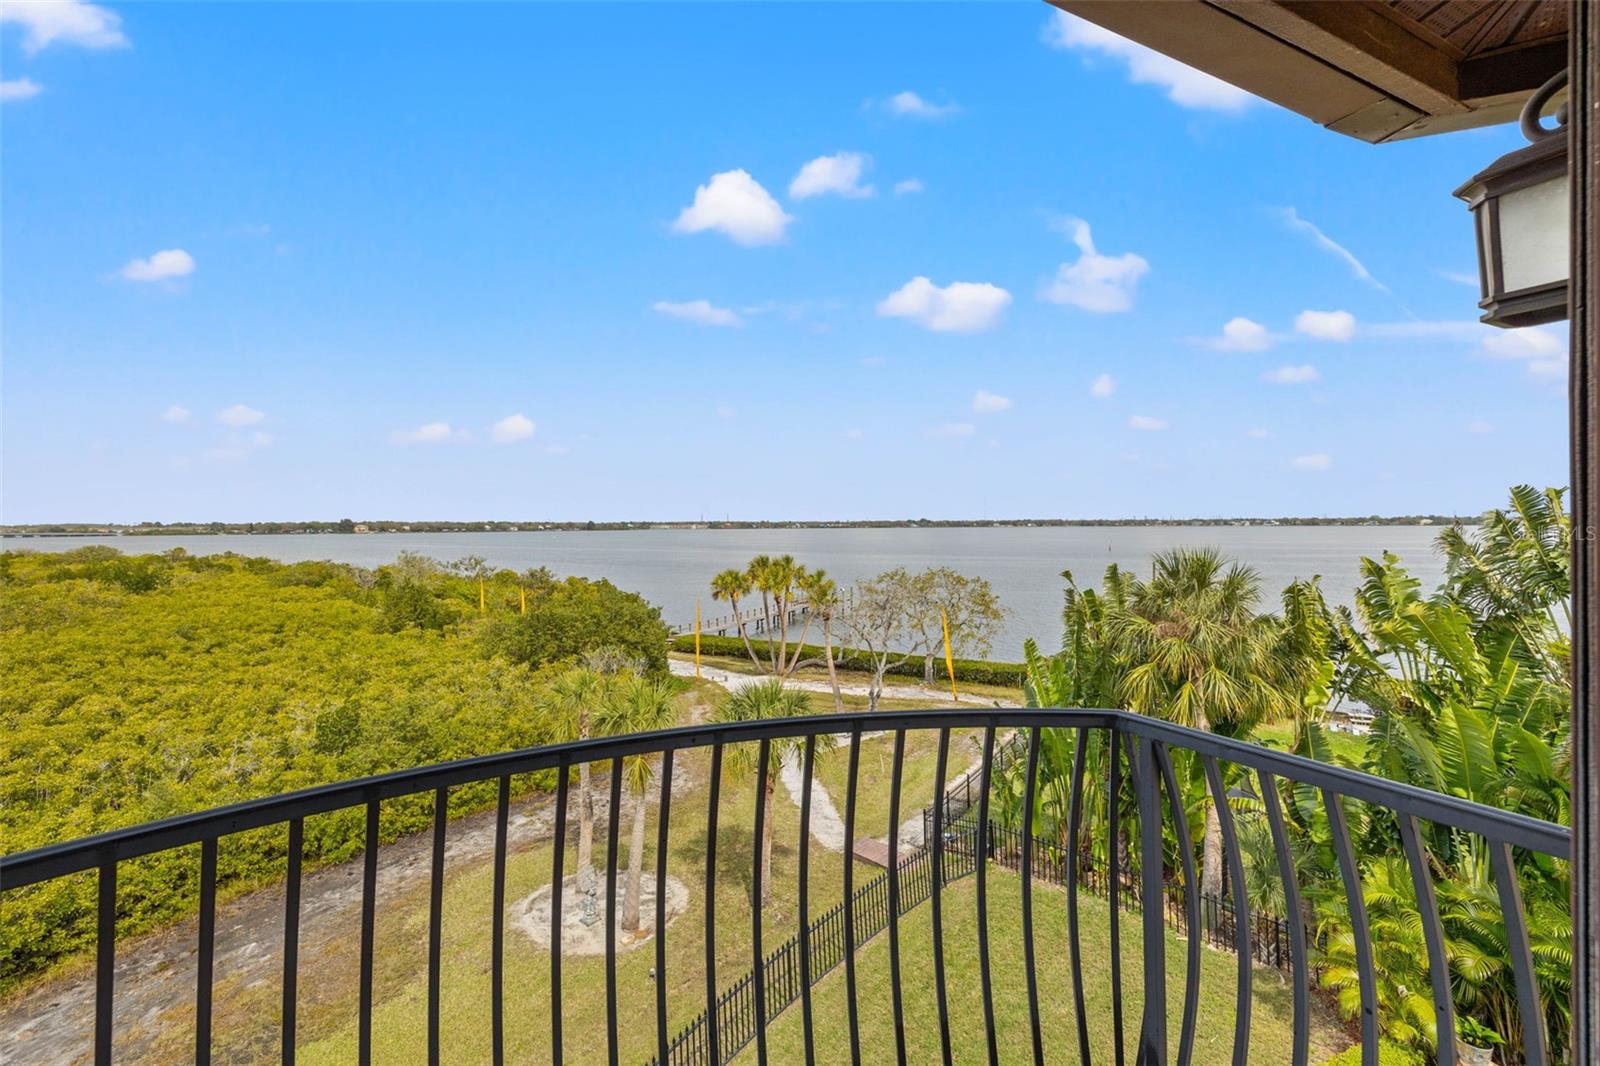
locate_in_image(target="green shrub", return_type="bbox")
[671,633,1024,687]
[1319,1040,1424,1066]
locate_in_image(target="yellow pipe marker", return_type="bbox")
[479,578,486,615]
[941,607,958,702]
[695,599,702,678]
[520,586,526,615]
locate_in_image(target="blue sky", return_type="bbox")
[0,2,1571,523]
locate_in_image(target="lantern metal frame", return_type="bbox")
[1454,69,1570,329]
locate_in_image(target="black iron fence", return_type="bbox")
[0,710,1571,1066]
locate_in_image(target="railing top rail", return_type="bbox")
[0,707,1568,887]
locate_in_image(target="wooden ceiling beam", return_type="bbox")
[1214,0,1466,115]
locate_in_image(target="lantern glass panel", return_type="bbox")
[1498,173,1569,293]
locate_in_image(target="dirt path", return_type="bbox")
[1,767,695,1066]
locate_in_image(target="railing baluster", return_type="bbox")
[1067,727,1092,1066]
[358,797,379,1066]
[752,739,770,1066]
[1020,727,1045,1066]
[1489,839,1548,1066]
[283,818,302,1066]
[704,742,723,1066]
[1155,743,1200,1066]
[655,749,675,1066]
[930,727,954,1066]
[1322,790,1375,1066]
[551,763,569,1066]
[196,837,217,1066]
[798,736,817,1066]
[975,725,999,1066]
[1398,813,1455,1066]
[428,787,447,1066]
[1258,771,1308,1066]
[1109,729,1125,1066]
[842,727,862,1066]
[1205,757,1251,1066]
[887,728,908,1066]
[96,856,115,1066]
[1135,737,1166,1066]
[605,760,623,1066]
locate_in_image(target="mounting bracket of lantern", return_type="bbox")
[1453,69,1570,329]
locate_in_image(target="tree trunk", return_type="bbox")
[924,653,936,685]
[623,782,648,931]
[761,773,776,906]
[577,761,594,873]
[822,619,844,712]
[1202,794,1224,899]
[730,596,762,671]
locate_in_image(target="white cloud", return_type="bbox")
[1,1,127,53]
[1090,373,1115,399]
[1042,11,1253,112]
[1295,309,1356,342]
[653,299,742,327]
[1437,269,1480,288]
[715,405,736,419]
[389,421,455,445]
[1128,415,1168,431]
[119,249,195,283]
[1041,218,1149,313]
[972,389,1012,414]
[1262,364,1321,385]
[844,428,865,440]
[1274,208,1388,293]
[1247,428,1271,439]
[893,178,924,196]
[1482,327,1564,360]
[1291,453,1333,471]
[490,413,535,443]
[160,404,191,423]
[1,77,43,102]
[217,404,264,427]
[877,276,1011,333]
[789,152,874,200]
[671,169,792,246]
[1206,317,1272,352]
[1467,420,1494,434]
[932,422,977,438]
[884,91,960,119]
[1481,327,1568,380]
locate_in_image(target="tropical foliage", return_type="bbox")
[0,548,669,986]
[1009,487,1573,1063]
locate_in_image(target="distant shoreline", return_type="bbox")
[2,515,1479,537]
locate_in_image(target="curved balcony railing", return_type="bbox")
[0,708,1571,1066]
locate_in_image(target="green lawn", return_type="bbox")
[745,872,1352,1066]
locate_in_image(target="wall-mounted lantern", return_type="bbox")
[1454,70,1569,329]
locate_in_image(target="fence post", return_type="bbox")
[1136,737,1168,1066]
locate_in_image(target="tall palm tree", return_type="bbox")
[710,567,762,671]
[799,569,843,710]
[541,667,607,874]
[711,679,825,906]
[594,675,681,932]
[1111,547,1312,898]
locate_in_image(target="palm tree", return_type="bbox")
[798,568,843,710]
[541,667,607,874]
[594,676,681,932]
[711,679,824,906]
[1110,547,1313,898]
[710,567,762,671]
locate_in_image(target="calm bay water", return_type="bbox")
[5,526,1448,659]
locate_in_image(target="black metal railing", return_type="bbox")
[0,709,1572,1066]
